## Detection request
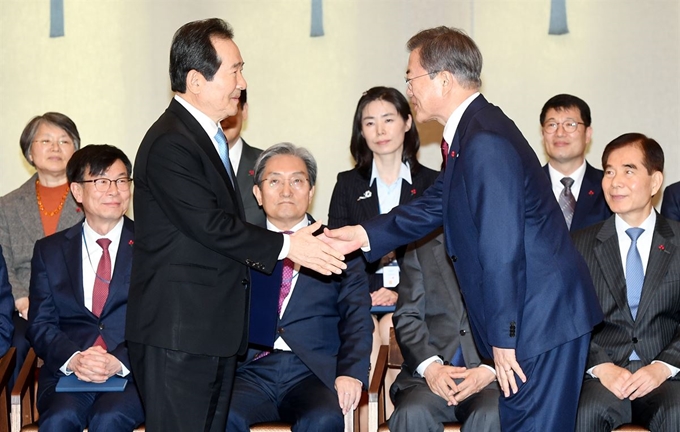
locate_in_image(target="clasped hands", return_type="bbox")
[287,222,369,276]
[67,346,122,383]
[424,362,495,406]
[593,362,669,400]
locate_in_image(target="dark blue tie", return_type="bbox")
[450,345,465,367]
[214,128,235,185]
[626,227,644,361]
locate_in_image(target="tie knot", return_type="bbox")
[215,129,228,147]
[560,177,574,189]
[626,227,644,243]
[280,230,294,235]
[96,238,112,251]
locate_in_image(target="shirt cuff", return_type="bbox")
[118,361,130,377]
[361,238,371,253]
[278,233,290,260]
[586,365,598,378]
[416,355,442,377]
[651,360,679,378]
[479,364,496,376]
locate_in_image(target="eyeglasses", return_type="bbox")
[78,178,133,192]
[542,121,585,134]
[404,71,440,89]
[260,177,309,191]
[32,139,74,147]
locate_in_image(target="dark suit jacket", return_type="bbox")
[328,165,439,292]
[542,162,612,232]
[26,217,135,393]
[362,94,603,361]
[241,240,373,390]
[236,139,265,226]
[392,232,492,393]
[127,99,282,358]
[0,246,15,356]
[572,214,680,370]
[661,181,680,222]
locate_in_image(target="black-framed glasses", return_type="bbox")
[260,177,309,191]
[78,178,133,192]
[542,121,585,134]
[404,71,441,89]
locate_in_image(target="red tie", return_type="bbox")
[441,138,449,169]
[92,238,111,349]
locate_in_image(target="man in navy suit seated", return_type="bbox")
[26,145,144,432]
[226,143,373,432]
[540,94,611,231]
[0,246,14,356]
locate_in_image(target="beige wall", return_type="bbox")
[1,0,678,217]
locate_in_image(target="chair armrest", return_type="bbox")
[11,348,37,431]
[0,347,16,432]
[368,345,389,432]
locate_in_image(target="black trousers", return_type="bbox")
[128,342,237,432]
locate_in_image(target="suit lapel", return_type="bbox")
[104,218,133,314]
[573,163,599,228]
[354,173,379,218]
[637,215,675,320]
[62,223,87,312]
[18,176,46,237]
[593,218,632,323]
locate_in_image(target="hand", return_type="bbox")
[621,363,669,400]
[371,288,398,306]
[449,366,496,403]
[334,376,362,415]
[320,225,369,255]
[288,221,347,276]
[423,362,462,405]
[493,347,526,397]
[67,346,122,383]
[592,363,632,399]
[15,297,29,320]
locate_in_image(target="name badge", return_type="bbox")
[383,261,400,288]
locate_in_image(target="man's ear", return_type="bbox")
[186,70,203,95]
[70,182,83,205]
[253,184,263,206]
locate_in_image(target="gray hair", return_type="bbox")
[253,142,317,187]
[407,26,482,90]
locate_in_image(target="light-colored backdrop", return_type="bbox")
[1,0,678,217]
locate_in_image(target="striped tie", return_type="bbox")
[625,227,644,360]
[559,177,576,229]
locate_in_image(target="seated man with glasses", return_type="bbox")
[226,143,373,432]
[26,144,144,431]
[540,94,611,231]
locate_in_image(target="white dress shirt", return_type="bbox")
[229,136,244,174]
[442,92,480,150]
[548,160,586,202]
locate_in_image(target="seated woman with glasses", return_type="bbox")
[0,112,82,382]
[328,86,439,412]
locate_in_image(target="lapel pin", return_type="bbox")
[357,190,372,201]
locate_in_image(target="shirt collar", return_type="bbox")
[174,94,220,142]
[615,208,656,234]
[369,160,412,187]
[442,92,481,147]
[82,217,124,243]
[266,215,310,233]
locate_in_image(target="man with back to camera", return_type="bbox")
[227,143,372,432]
[127,18,347,432]
[323,26,603,431]
[540,94,611,231]
[27,144,144,431]
[220,89,266,226]
[571,133,680,432]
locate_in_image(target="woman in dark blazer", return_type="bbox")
[328,87,438,391]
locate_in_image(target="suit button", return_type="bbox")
[459,330,466,336]
[277,327,285,334]
[245,259,253,266]
[241,279,248,286]
[451,255,458,262]
[98,323,105,330]
[632,337,638,343]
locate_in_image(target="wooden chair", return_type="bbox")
[0,347,17,432]
[613,425,649,431]
[368,329,462,432]
[10,348,145,432]
[250,409,356,432]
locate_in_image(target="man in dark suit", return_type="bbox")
[539,94,611,231]
[389,231,500,431]
[227,143,372,432]
[660,181,680,222]
[26,145,144,431]
[127,18,347,432]
[572,133,680,432]
[220,89,265,226]
[325,26,603,431]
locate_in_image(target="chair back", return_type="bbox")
[0,347,17,432]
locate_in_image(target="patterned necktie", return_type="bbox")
[559,177,576,229]
[214,128,235,185]
[92,238,111,349]
[440,138,449,169]
[626,227,644,361]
